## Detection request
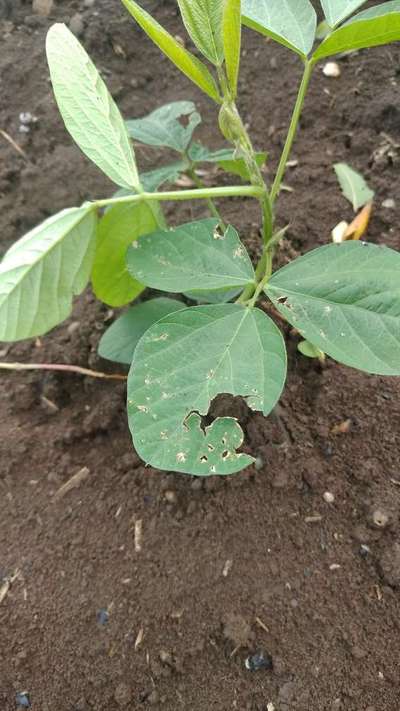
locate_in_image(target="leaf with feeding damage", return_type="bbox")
[265,241,400,375]
[126,101,201,152]
[98,297,184,364]
[126,219,256,293]
[127,303,287,475]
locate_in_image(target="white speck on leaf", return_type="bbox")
[207,369,215,380]
[213,228,224,240]
[137,405,149,413]
[233,247,245,259]
[176,452,186,463]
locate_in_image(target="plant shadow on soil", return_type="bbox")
[0,1,400,710]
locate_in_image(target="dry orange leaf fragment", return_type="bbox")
[344,202,373,241]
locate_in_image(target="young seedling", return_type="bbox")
[1,0,400,476]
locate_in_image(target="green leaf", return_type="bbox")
[218,152,267,180]
[298,340,325,359]
[265,241,400,375]
[121,0,221,102]
[141,163,186,191]
[46,24,139,190]
[126,219,255,292]
[98,297,184,364]
[188,143,267,179]
[320,0,368,27]
[334,163,374,211]
[127,304,287,475]
[108,162,186,210]
[92,201,161,307]
[126,101,201,152]
[313,2,400,59]
[189,143,234,162]
[0,206,96,341]
[185,286,242,303]
[223,0,242,97]
[242,0,317,57]
[177,0,224,65]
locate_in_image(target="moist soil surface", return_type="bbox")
[1,2,400,710]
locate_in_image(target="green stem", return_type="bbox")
[94,185,264,210]
[270,60,313,204]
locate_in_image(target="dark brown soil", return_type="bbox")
[1,2,400,710]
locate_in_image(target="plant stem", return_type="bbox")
[94,185,264,210]
[0,362,127,380]
[270,60,313,204]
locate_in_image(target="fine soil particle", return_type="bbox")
[1,2,400,710]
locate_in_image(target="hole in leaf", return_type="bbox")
[200,455,208,463]
[277,296,288,305]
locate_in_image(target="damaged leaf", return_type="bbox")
[127,304,287,475]
[98,297,184,364]
[126,219,256,293]
[126,101,201,152]
[266,241,400,375]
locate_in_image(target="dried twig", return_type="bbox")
[0,361,127,381]
[0,569,21,605]
[54,466,90,501]
[0,129,28,159]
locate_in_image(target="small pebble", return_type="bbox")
[96,608,109,625]
[382,198,395,209]
[69,12,84,37]
[245,650,273,672]
[164,490,177,504]
[372,509,389,529]
[323,61,341,77]
[16,693,30,708]
[19,112,37,125]
[159,650,173,666]
[32,0,54,16]
[84,0,96,6]
[323,491,335,504]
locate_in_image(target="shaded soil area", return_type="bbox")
[1,2,400,710]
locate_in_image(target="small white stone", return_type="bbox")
[323,491,335,504]
[32,0,54,16]
[323,62,341,77]
[382,198,396,209]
